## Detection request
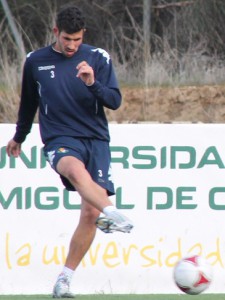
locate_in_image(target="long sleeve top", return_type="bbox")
[13,43,122,144]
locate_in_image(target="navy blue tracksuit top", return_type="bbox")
[13,44,122,144]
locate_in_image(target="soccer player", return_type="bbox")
[6,5,133,298]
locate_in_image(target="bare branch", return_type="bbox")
[124,5,143,41]
[153,1,194,9]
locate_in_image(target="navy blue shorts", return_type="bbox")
[43,136,115,196]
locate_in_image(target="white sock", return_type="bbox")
[103,206,127,223]
[58,266,74,283]
[103,205,117,215]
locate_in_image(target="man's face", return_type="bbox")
[53,28,85,57]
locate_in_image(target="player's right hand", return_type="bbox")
[6,139,22,157]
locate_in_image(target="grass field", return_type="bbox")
[0,295,223,300]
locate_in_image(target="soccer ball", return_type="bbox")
[173,255,213,295]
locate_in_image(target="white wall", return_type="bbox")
[0,123,225,294]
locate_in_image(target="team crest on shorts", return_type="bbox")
[57,147,69,153]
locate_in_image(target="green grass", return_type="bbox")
[0,295,223,300]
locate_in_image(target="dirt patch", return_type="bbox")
[106,85,225,123]
[1,85,225,124]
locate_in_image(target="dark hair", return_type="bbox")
[56,5,85,33]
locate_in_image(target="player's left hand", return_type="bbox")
[76,61,95,86]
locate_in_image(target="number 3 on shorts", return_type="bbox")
[98,169,103,177]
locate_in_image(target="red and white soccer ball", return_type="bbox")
[173,255,213,295]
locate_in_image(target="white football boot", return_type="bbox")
[52,276,75,298]
[96,212,133,233]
